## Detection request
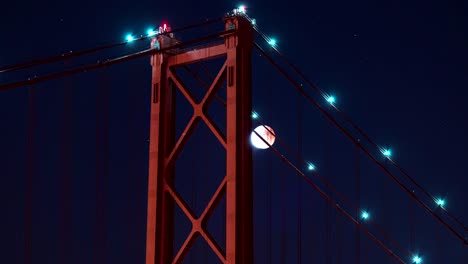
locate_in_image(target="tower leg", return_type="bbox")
[146,16,254,264]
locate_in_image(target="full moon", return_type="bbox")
[250,125,276,149]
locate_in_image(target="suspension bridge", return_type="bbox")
[1,6,466,264]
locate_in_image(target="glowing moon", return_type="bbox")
[250,125,276,149]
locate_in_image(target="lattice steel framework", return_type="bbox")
[145,16,254,264]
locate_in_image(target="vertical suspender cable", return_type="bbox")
[267,148,272,263]
[104,67,110,264]
[266,77,273,263]
[280,95,287,263]
[94,66,102,264]
[381,159,389,251]
[281,172,287,264]
[436,206,442,263]
[410,201,415,255]
[94,67,109,264]
[355,146,361,264]
[59,60,73,263]
[126,64,136,261]
[25,86,35,264]
[336,197,342,264]
[103,66,110,263]
[296,89,303,264]
[324,118,332,264]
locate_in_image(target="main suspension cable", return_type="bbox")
[0,29,235,91]
[253,117,412,257]
[251,129,407,264]
[187,52,414,257]
[254,27,468,234]
[0,17,223,73]
[253,41,467,244]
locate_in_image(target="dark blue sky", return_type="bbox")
[1,0,467,263]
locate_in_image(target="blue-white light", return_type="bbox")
[251,111,259,119]
[361,210,370,220]
[436,198,445,207]
[412,255,422,264]
[382,148,392,158]
[251,19,257,25]
[126,34,135,42]
[326,95,336,105]
[307,162,316,171]
[268,38,277,46]
[238,5,246,13]
[147,28,157,37]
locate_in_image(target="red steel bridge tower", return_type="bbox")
[145,15,254,264]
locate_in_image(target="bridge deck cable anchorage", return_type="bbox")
[253,42,467,245]
[253,27,468,234]
[0,29,235,91]
[252,117,412,258]
[0,17,223,73]
[251,129,407,264]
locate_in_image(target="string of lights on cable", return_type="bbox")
[240,6,466,244]
[250,111,417,260]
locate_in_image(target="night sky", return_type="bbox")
[1,0,467,263]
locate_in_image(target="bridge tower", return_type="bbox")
[145,15,254,264]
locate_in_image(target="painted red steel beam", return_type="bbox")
[224,16,254,264]
[167,44,227,67]
[146,16,254,264]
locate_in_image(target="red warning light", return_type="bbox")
[159,23,171,34]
